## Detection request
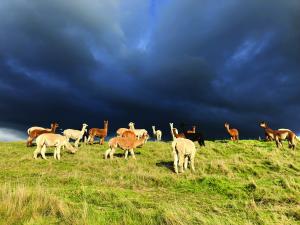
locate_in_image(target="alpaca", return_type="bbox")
[27,122,59,147]
[87,120,108,145]
[172,137,196,174]
[128,122,148,139]
[63,123,88,148]
[260,122,298,149]
[186,126,196,134]
[224,122,239,141]
[152,126,162,141]
[105,133,149,159]
[33,133,77,160]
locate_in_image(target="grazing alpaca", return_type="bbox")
[186,126,196,134]
[105,133,149,159]
[224,122,239,141]
[260,122,298,149]
[172,138,196,174]
[152,126,162,141]
[128,122,148,139]
[33,133,77,160]
[87,120,109,145]
[27,122,59,147]
[63,123,88,148]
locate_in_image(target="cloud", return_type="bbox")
[0,0,299,139]
[0,128,26,142]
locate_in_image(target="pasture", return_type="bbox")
[0,140,299,225]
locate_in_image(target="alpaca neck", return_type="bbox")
[104,122,108,130]
[51,125,57,133]
[152,127,156,134]
[226,126,231,134]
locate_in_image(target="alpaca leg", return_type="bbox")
[41,145,47,160]
[56,146,61,160]
[184,156,188,170]
[54,147,57,159]
[178,153,184,173]
[33,145,41,159]
[105,148,111,159]
[130,149,136,159]
[124,150,129,159]
[173,152,179,174]
[109,148,115,159]
[190,154,195,172]
[100,137,104,145]
[74,139,80,148]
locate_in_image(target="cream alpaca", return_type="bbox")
[63,123,88,148]
[33,133,77,160]
[172,137,196,174]
[152,126,162,141]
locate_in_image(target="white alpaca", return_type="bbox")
[128,122,148,140]
[33,133,77,160]
[169,123,179,141]
[63,123,88,148]
[172,137,196,174]
[152,126,162,141]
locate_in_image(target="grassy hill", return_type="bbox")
[0,140,299,225]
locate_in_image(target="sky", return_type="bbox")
[0,0,300,141]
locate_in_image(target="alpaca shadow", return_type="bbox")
[214,140,228,143]
[156,161,173,171]
[103,152,141,159]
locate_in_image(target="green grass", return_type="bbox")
[0,140,299,225]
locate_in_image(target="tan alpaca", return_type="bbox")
[172,138,196,174]
[33,133,77,160]
[105,134,148,159]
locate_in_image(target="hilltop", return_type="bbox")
[0,140,299,224]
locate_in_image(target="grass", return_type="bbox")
[0,140,299,224]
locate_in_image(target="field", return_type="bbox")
[0,140,300,225]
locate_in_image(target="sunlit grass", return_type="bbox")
[0,140,299,224]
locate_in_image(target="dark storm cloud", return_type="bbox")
[0,0,299,140]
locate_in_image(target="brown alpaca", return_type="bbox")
[105,134,148,159]
[27,122,59,147]
[259,122,298,149]
[88,120,108,145]
[224,122,239,141]
[186,126,196,134]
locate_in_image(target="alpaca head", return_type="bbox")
[259,121,267,128]
[169,123,173,129]
[128,122,135,128]
[51,122,59,129]
[224,122,229,129]
[82,123,88,131]
[104,120,108,126]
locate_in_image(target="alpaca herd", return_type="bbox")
[26,120,299,174]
